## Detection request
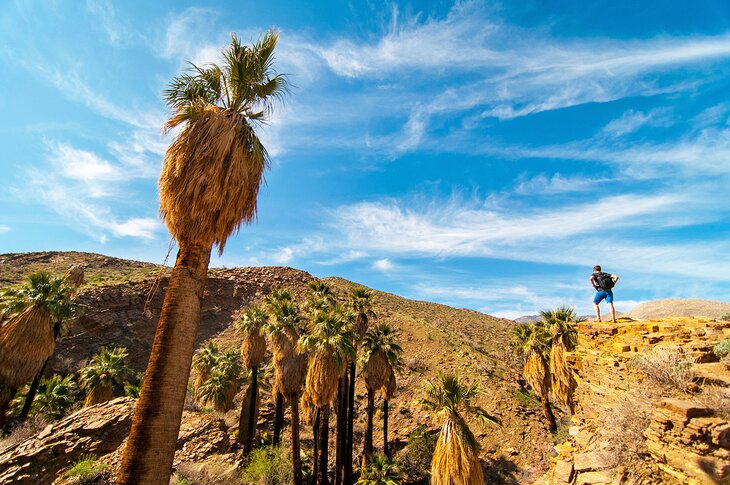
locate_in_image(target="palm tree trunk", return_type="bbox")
[118,243,211,485]
[335,374,347,485]
[345,361,356,485]
[313,407,320,483]
[19,359,49,420]
[239,366,258,454]
[363,388,374,467]
[383,398,389,459]
[291,397,302,485]
[542,398,557,432]
[318,404,330,485]
[273,391,284,445]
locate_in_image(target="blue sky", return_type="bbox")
[2,0,730,318]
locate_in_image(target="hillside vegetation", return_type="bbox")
[627,299,730,320]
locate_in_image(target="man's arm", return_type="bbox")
[611,274,619,283]
[590,275,600,290]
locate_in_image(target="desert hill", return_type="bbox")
[626,298,730,320]
[0,252,555,483]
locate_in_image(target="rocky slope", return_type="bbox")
[537,317,730,484]
[0,252,556,483]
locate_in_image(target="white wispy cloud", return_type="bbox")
[600,108,673,137]
[372,258,394,271]
[0,225,10,234]
[514,173,609,195]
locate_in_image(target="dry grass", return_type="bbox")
[0,413,49,452]
[630,346,696,392]
[697,385,730,420]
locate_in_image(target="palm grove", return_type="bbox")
[0,32,582,485]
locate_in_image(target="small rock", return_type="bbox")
[568,426,580,437]
[576,470,614,484]
[573,452,607,473]
[554,460,574,483]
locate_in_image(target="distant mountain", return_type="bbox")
[626,298,730,320]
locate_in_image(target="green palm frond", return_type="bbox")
[299,305,356,369]
[236,304,268,335]
[361,323,403,372]
[193,341,220,374]
[264,298,302,337]
[356,454,401,485]
[0,270,76,325]
[79,346,130,392]
[163,30,289,131]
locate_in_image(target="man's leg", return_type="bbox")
[609,302,616,323]
[593,302,601,322]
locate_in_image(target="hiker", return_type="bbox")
[590,265,619,323]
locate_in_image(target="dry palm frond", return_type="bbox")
[63,265,85,289]
[84,384,114,407]
[306,348,341,407]
[160,108,268,253]
[348,287,374,340]
[362,323,403,393]
[381,372,397,400]
[524,348,551,399]
[237,305,268,369]
[0,306,55,389]
[431,415,484,485]
[550,341,574,410]
[364,350,390,392]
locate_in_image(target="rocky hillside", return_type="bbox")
[0,252,556,483]
[537,317,730,484]
[626,299,730,320]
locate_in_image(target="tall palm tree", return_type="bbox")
[192,342,219,402]
[300,304,356,485]
[361,323,402,465]
[118,31,288,484]
[511,323,556,431]
[80,346,130,406]
[420,375,494,485]
[381,371,397,459]
[18,266,84,422]
[235,305,267,454]
[344,287,373,483]
[0,271,74,429]
[265,293,308,485]
[542,307,578,413]
[198,348,242,412]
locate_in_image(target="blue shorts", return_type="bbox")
[594,290,613,304]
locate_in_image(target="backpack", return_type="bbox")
[594,272,615,291]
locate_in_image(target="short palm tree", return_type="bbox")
[118,31,288,484]
[235,305,268,453]
[265,294,308,485]
[420,375,494,485]
[124,372,145,399]
[28,374,78,419]
[192,342,220,402]
[542,307,578,413]
[361,323,402,464]
[356,454,401,485]
[511,323,556,431]
[0,271,75,428]
[300,304,356,485]
[199,349,243,412]
[80,346,130,406]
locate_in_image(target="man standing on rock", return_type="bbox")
[590,265,619,323]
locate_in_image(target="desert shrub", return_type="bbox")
[169,474,193,485]
[357,454,401,485]
[720,313,730,322]
[64,454,108,484]
[597,399,652,478]
[713,339,730,358]
[0,413,49,451]
[697,385,730,420]
[630,346,695,392]
[512,389,540,409]
[241,446,293,485]
[395,426,437,483]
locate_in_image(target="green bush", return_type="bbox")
[64,455,108,484]
[395,426,437,483]
[713,339,730,358]
[357,454,401,485]
[720,313,730,322]
[512,389,540,409]
[241,446,293,485]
